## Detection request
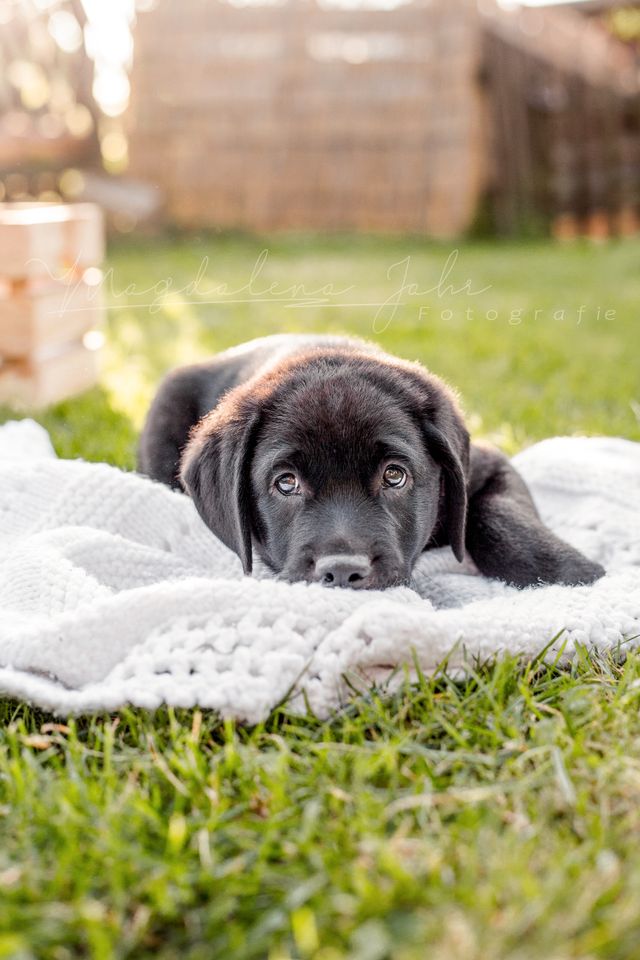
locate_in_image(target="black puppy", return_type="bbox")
[139,334,604,590]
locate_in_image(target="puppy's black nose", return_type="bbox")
[314,554,372,589]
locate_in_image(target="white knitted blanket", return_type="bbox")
[0,420,638,720]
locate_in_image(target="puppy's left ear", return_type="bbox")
[422,420,468,562]
[180,404,261,574]
[420,384,470,563]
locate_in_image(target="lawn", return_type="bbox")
[0,233,639,958]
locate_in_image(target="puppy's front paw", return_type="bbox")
[553,554,605,587]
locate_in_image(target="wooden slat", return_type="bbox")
[0,280,102,358]
[0,204,104,280]
[0,342,99,408]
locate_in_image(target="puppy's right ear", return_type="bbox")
[180,404,261,574]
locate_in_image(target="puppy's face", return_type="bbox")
[181,352,469,590]
[250,376,441,588]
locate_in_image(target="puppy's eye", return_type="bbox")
[382,464,407,489]
[275,472,300,496]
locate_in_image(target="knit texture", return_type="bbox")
[0,420,638,720]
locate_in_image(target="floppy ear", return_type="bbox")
[378,358,471,563]
[180,405,261,574]
[422,419,468,562]
[407,372,469,564]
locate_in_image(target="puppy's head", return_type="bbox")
[181,350,469,589]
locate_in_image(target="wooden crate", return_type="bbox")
[0,202,104,408]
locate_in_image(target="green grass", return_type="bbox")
[0,233,639,958]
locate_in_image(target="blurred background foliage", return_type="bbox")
[0,0,139,215]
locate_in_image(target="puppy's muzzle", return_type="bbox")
[313,554,372,589]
